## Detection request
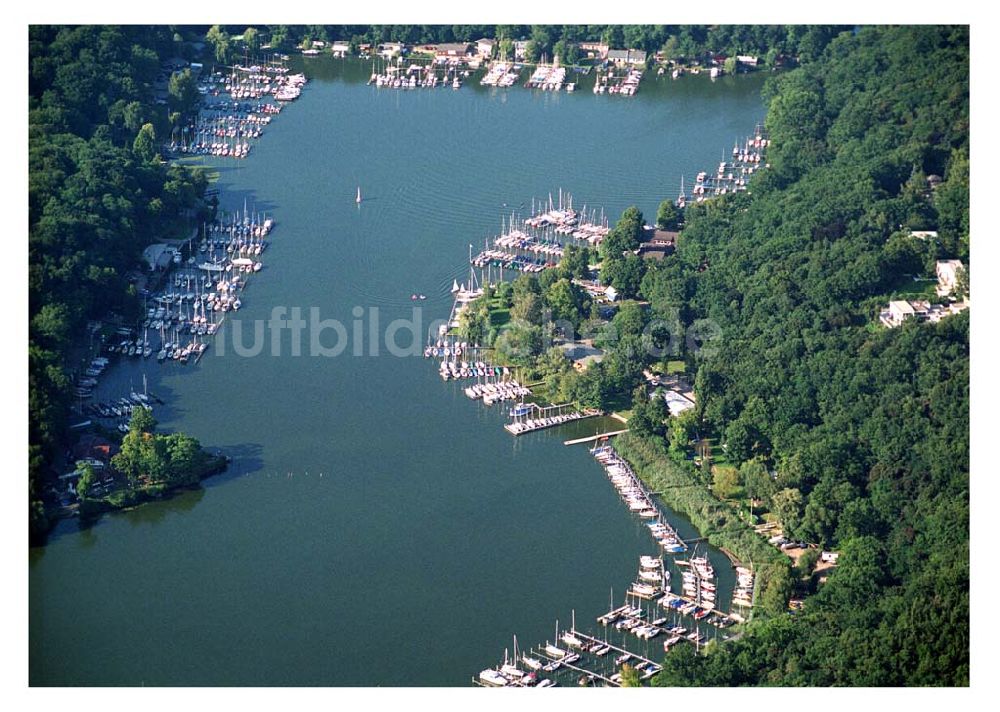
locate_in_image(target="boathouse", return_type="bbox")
[72,434,118,465]
[607,49,647,67]
[331,42,350,57]
[435,42,471,59]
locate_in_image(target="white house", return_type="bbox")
[579,42,609,59]
[607,49,647,66]
[880,300,916,328]
[330,42,350,57]
[378,42,405,59]
[660,390,696,417]
[476,38,495,58]
[878,297,966,328]
[936,259,965,297]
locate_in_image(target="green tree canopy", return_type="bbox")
[132,122,157,162]
[167,68,200,116]
[656,199,682,230]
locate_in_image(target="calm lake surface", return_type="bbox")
[29,58,766,686]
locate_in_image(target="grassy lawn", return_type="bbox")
[666,360,686,374]
[884,273,939,301]
[489,307,510,328]
[706,439,732,467]
[172,156,220,183]
[483,294,512,328]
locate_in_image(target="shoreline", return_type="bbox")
[66,453,230,524]
[38,62,307,541]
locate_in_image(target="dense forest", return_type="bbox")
[634,25,968,685]
[29,26,209,540]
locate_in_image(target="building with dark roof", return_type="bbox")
[638,227,678,260]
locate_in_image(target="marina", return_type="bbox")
[32,53,769,686]
[682,124,770,205]
[504,403,603,435]
[410,159,759,682]
[474,551,741,687]
[469,193,609,276]
[69,197,280,434]
[593,66,643,95]
[480,60,521,88]
[524,62,571,92]
[475,608,666,688]
[367,57,466,89]
[593,444,688,554]
[167,58,306,158]
[75,54,306,426]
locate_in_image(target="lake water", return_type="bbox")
[29,58,767,686]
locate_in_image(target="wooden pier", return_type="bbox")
[568,631,662,680]
[532,645,622,687]
[718,547,743,567]
[563,429,629,446]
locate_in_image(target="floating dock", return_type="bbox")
[504,404,602,436]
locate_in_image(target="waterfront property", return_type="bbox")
[638,227,678,261]
[879,297,969,328]
[558,341,605,372]
[607,49,648,67]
